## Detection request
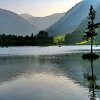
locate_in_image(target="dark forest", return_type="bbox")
[0,31,54,47]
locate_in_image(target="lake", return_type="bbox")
[0,46,100,100]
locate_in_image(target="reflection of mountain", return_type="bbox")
[0,56,65,84]
[0,53,100,89]
[42,54,100,87]
[48,54,88,85]
[0,57,28,83]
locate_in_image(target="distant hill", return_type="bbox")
[20,13,65,30]
[47,0,100,37]
[0,8,39,36]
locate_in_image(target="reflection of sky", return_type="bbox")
[0,73,88,100]
[0,0,82,17]
[0,53,89,100]
[0,50,99,100]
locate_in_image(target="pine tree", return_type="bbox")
[82,5,100,58]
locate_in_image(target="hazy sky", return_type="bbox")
[0,0,82,17]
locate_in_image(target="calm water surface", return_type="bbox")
[0,46,100,100]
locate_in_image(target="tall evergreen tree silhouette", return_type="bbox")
[83,5,100,54]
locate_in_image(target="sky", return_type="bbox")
[0,0,82,17]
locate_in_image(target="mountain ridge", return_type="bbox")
[0,8,39,36]
[47,0,100,37]
[20,12,65,30]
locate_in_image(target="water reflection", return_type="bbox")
[0,54,89,100]
[0,53,100,100]
[84,58,100,100]
[0,54,84,84]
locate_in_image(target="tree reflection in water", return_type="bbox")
[84,59,100,100]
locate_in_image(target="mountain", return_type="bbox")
[65,1,100,44]
[0,8,39,36]
[47,0,100,36]
[20,13,65,30]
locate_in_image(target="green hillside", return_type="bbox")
[53,35,65,44]
[53,27,100,45]
[64,30,83,44]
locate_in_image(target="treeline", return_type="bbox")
[0,31,54,47]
